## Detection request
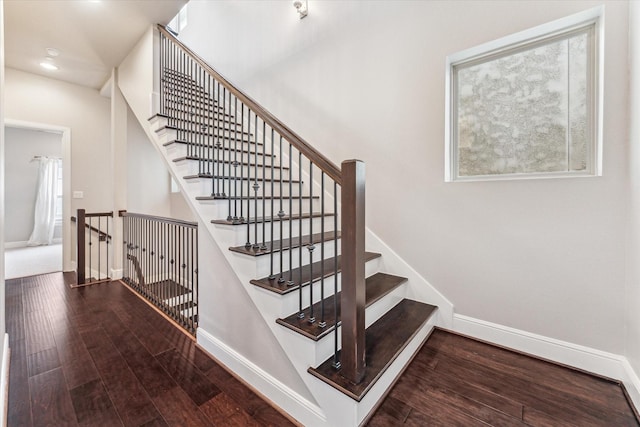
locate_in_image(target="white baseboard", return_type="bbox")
[622,358,640,414]
[4,241,27,249]
[110,268,123,280]
[5,239,62,249]
[0,334,10,427]
[197,327,326,427]
[453,314,640,412]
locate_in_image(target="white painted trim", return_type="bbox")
[365,228,454,328]
[110,268,123,280]
[4,119,72,272]
[622,358,640,414]
[4,241,27,249]
[0,334,9,427]
[453,313,640,413]
[4,239,61,249]
[197,327,326,427]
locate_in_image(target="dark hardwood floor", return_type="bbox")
[367,328,640,426]
[6,272,296,427]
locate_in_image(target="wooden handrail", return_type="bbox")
[119,210,198,228]
[71,215,112,241]
[157,24,342,185]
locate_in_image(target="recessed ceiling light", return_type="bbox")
[40,62,59,71]
[45,47,60,57]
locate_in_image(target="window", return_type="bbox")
[445,7,603,182]
[168,4,188,35]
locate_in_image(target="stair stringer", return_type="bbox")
[364,228,454,328]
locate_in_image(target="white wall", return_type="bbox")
[126,107,171,217]
[179,0,630,354]
[4,127,62,244]
[627,0,640,381]
[4,68,112,214]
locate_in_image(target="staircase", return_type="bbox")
[131,25,451,427]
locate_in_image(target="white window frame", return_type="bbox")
[444,6,604,182]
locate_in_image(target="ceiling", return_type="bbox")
[3,0,187,89]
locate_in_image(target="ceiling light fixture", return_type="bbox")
[45,47,60,57]
[293,0,308,19]
[40,61,59,71]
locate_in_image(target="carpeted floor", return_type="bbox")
[4,243,62,279]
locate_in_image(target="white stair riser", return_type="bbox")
[159,128,254,146]
[172,158,293,181]
[196,197,322,218]
[214,217,337,246]
[182,177,309,199]
[252,242,340,279]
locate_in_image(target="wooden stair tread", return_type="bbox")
[160,107,235,120]
[184,173,300,184]
[211,211,331,225]
[163,93,217,105]
[196,195,315,201]
[159,124,253,138]
[149,113,238,126]
[276,272,408,341]
[308,299,437,401]
[229,231,340,256]
[173,156,288,169]
[250,252,381,294]
[163,138,263,149]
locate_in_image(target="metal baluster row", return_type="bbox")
[122,213,199,335]
[159,32,345,365]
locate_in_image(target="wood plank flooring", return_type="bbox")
[367,328,640,426]
[6,272,295,427]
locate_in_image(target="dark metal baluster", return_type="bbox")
[213,81,220,197]
[159,34,163,115]
[278,135,284,283]
[308,163,315,324]
[239,102,245,224]
[88,217,92,282]
[98,216,102,280]
[206,74,212,177]
[269,128,275,280]
[223,86,230,205]
[260,122,267,251]
[319,173,326,328]
[333,182,340,369]
[298,150,304,318]
[252,113,259,249]
[195,226,199,331]
[232,96,239,223]
[245,110,252,248]
[287,143,294,286]
[106,215,110,279]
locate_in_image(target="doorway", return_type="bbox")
[3,120,71,279]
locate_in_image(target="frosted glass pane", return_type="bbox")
[569,33,588,171]
[455,31,589,177]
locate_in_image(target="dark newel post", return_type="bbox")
[77,209,86,285]
[340,159,366,384]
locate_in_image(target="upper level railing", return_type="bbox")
[158,25,366,383]
[121,210,199,335]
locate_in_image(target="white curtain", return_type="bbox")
[27,157,61,246]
